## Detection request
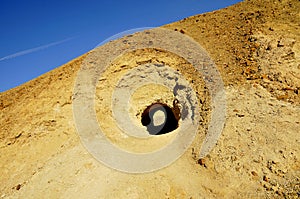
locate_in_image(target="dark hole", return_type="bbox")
[141,101,180,135]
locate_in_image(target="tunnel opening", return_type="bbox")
[141,100,180,135]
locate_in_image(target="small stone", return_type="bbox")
[277,40,284,47]
[263,175,269,182]
[236,113,245,117]
[15,132,22,139]
[15,184,21,190]
[198,158,206,167]
[251,171,258,176]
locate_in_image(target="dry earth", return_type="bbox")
[0,0,299,198]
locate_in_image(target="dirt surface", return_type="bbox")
[0,0,299,198]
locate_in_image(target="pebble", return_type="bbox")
[16,185,21,190]
[251,171,258,176]
[198,158,207,168]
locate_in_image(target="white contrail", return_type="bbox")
[0,36,76,62]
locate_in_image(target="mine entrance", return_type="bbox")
[141,101,180,135]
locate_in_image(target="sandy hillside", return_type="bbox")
[0,0,299,198]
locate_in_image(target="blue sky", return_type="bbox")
[0,0,242,92]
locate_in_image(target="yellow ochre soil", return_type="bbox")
[0,0,299,198]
